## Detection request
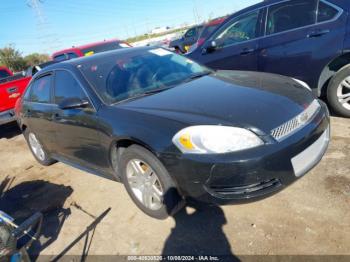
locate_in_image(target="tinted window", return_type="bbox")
[79,48,208,104]
[214,10,259,47]
[200,24,220,39]
[53,52,78,62]
[67,52,79,60]
[318,1,339,23]
[184,28,197,38]
[267,0,317,35]
[0,69,10,79]
[54,71,86,104]
[53,54,66,62]
[82,42,127,56]
[23,83,33,101]
[30,75,52,103]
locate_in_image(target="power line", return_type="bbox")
[26,0,61,53]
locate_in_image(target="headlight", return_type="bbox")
[172,126,264,154]
[292,78,312,91]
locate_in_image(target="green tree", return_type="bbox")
[24,53,50,67]
[0,45,27,72]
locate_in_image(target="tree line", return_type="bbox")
[0,45,50,72]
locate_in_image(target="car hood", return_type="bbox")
[118,71,315,134]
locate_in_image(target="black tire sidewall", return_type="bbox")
[119,145,182,219]
[327,66,350,118]
[24,128,55,166]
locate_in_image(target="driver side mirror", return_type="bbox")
[58,97,90,110]
[202,40,222,55]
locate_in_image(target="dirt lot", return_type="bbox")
[0,117,349,259]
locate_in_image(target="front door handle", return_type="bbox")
[307,29,330,38]
[240,48,255,55]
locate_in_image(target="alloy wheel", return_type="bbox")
[28,133,46,161]
[126,159,164,211]
[337,76,350,110]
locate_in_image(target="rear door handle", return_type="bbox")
[240,48,255,55]
[307,29,330,38]
[7,86,18,94]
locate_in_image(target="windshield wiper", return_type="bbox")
[115,87,173,104]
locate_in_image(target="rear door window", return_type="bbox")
[54,70,87,104]
[317,1,340,23]
[30,74,52,103]
[266,0,318,35]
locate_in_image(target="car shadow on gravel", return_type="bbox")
[0,122,22,139]
[162,199,239,261]
[0,178,73,260]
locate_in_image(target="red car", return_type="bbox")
[188,17,227,53]
[52,39,131,62]
[0,67,31,125]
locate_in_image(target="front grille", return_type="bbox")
[271,100,320,141]
[271,117,300,141]
[210,178,281,196]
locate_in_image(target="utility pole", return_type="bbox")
[26,0,61,53]
[192,0,201,24]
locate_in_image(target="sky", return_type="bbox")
[0,0,260,56]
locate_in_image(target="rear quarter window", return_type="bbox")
[267,0,318,35]
[317,1,340,23]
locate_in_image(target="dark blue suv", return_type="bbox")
[187,0,350,117]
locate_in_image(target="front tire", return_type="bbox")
[24,129,56,166]
[327,66,350,118]
[119,145,183,219]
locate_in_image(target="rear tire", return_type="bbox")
[119,145,184,219]
[24,129,56,166]
[327,66,350,118]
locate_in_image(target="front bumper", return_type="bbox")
[0,109,16,125]
[160,102,330,204]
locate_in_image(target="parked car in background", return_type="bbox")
[0,62,57,126]
[52,39,131,62]
[0,66,13,80]
[187,0,350,117]
[25,61,58,77]
[0,67,31,125]
[17,47,330,219]
[169,25,204,53]
[188,17,227,53]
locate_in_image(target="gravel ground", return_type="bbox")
[0,117,349,259]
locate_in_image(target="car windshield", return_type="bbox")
[78,48,209,104]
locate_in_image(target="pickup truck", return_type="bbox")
[0,67,31,125]
[52,39,131,62]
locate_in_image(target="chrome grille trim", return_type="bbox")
[271,100,321,141]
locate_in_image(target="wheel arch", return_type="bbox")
[318,52,350,97]
[108,137,159,178]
